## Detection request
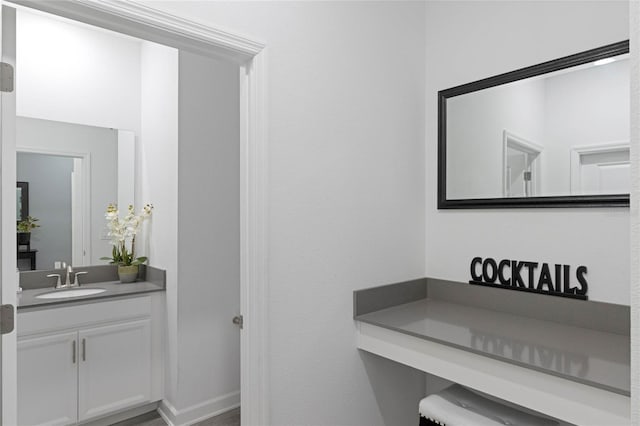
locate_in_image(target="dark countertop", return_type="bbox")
[356,298,630,396]
[17,281,165,310]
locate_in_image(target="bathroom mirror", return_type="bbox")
[16,117,135,270]
[438,41,629,209]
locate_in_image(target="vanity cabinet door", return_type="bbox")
[77,319,152,421]
[17,332,78,426]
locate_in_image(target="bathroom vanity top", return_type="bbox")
[356,298,629,396]
[17,281,165,310]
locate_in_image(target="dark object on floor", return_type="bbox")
[419,416,442,426]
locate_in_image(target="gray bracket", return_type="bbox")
[0,304,14,334]
[0,62,14,93]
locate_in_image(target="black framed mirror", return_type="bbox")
[16,181,29,221]
[438,40,629,209]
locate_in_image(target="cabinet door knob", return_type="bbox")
[72,340,76,364]
[82,338,86,361]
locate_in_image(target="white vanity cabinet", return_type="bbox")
[17,295,163,426]
[18,331,79,426]
[77,320,151,421]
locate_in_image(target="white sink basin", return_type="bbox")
[36,288,106,299]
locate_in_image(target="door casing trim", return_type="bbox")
[3,1,270,424]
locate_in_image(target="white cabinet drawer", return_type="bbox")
[18,296,152,336]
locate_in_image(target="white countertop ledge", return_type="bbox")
[355,298,630,426]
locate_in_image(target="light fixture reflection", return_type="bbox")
[593,57,616,67]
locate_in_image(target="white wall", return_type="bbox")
[174,50,240,414]
[425,0,629,306]
[138,40,179,405]
[16,9,141,132]
[140,1,428,425]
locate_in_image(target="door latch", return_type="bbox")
[0,304,15,334]
[232,315,243,329]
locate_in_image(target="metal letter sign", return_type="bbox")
[469,257,588,300]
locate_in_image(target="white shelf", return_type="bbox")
[356,321,630,425]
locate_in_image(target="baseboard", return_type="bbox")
[158,391,240,426]
[80,401,159,426]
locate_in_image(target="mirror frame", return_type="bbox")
[438,40,630,209]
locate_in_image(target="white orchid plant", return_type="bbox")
[101,203,153,266]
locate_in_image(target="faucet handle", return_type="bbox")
[73,271,88,287]
[47,274,62,289]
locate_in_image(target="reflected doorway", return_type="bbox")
[16,151,87,270]
[571,143,630,195]
[503,131,542,198]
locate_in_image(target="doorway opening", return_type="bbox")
[570,142,630,195]
[502,130,543,198]
[1,2,268,425]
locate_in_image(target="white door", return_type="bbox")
[77,319,151,421]
[579,151,630,194]
[506,147,529,197]
[571,144,630,195]
[1,5,18,425]
[17,332,78,426]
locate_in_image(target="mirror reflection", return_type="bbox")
[440,42,629,207]
[16,116,135,270]
[16,181,28,221]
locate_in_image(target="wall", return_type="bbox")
[174,50,240,415]
[425,0,629,306]
[16,152,73,269]
[15,117,118,265]
[140,1,428,425]
[138,40,179,406]
[16,8,141,132]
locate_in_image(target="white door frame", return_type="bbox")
[0,5,17,425]
[3,1,270,425]
[502,130,543,197]
[631,3,640,424]
[570,141,630,195]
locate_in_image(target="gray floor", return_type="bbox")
[114,407,240,426]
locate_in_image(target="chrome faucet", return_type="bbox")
[46,264,88,289]
[65,265,73,287]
